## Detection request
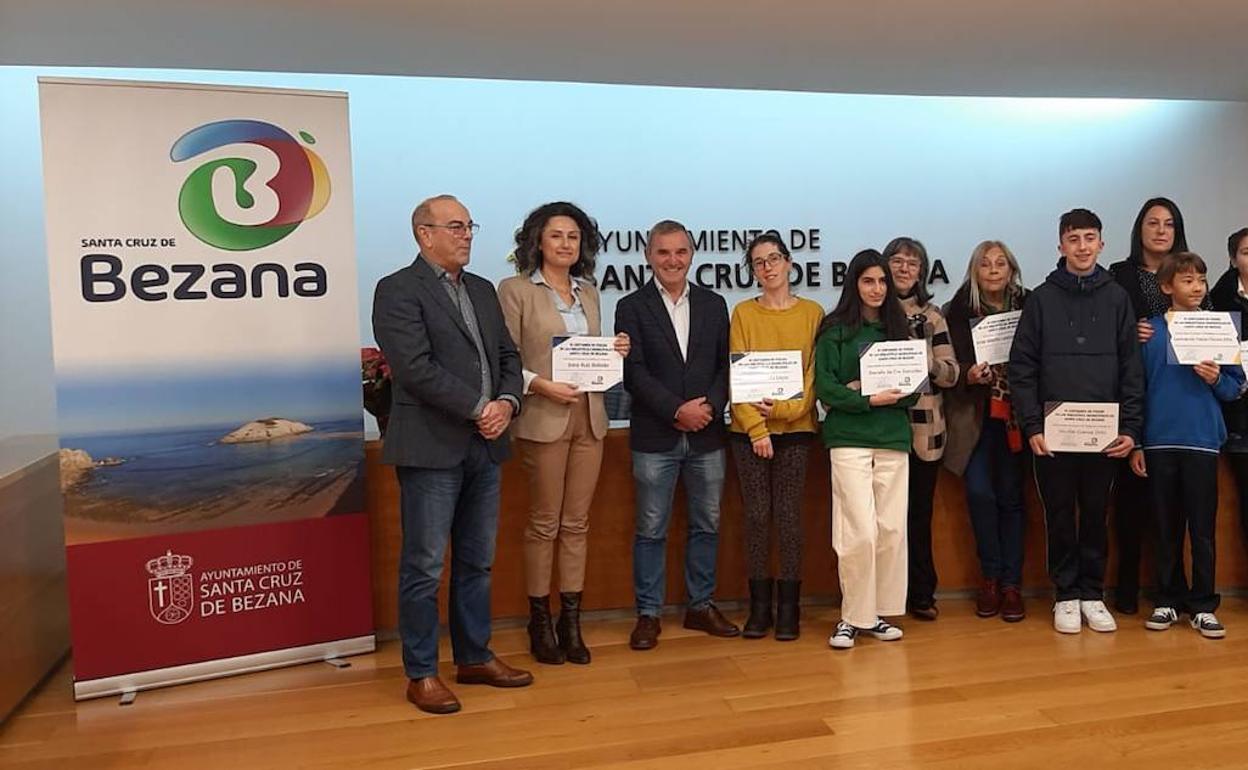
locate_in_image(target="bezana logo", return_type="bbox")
[170,119,331,251]
[147,550,195,625]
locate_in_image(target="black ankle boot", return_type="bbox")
[556,591,591,664]
[528,595,564,664]
[774,579,800,641]
[742,578,774,639]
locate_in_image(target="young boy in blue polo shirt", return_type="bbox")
[1130,252,1246,638]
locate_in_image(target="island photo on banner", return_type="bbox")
[56,364,364,545]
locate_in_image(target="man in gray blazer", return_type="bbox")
[372,194,531,714]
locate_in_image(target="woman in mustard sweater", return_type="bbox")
[816,249,919,649]
[729,233,824,641]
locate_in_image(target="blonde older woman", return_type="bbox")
[942,240,1030,621]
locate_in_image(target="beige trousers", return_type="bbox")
[516,395,604,596]
[830,447,909,628]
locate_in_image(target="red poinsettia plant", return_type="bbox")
[362,347,392,436]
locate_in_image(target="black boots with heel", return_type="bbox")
[528,595,565,664]
[556,591,591,664]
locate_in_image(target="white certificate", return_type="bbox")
[970,310,1023,365]
[730,350,804,404]
[1043,401,1119,453]
[1241,341,1248,381]
[551,336,622,392]
[859,339,929,396]
[1166,311,1241,365]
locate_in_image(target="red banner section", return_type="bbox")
[66,513,372,680]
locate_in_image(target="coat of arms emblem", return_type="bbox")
[147,550,195,624]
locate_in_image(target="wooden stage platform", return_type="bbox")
[4,598,1248,768]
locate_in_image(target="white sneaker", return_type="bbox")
[860,618,903,641]
[1190,612,1226,639]
[1145,606,1178,631]
[829,620,857,649]
[1080,600,1117,633]
[1053,599,1081,634]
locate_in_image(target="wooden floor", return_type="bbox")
[4,598,1248,769]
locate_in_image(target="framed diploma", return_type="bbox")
[1043,401,1119,453]
[970,310,1023,366]
[859,339,929,396]
[1166,311,1241,365]
[551,336,622,392]
[730,350,804,404]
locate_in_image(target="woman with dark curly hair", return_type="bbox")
[498,201,630,666]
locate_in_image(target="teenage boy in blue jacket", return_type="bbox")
[1010,208,1144,635]
[1130,252,1245,639]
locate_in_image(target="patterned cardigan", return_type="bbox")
[900,295,960,462]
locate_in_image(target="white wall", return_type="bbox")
[3,65,1247,438]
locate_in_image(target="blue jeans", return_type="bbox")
[395,436,500,679]
[964,418,1026,586]
[631,437,726,616]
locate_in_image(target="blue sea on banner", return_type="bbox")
[59,415,365,540]
[66,417,361,499]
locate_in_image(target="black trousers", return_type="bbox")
[1226,453,1248,551]
[1034,453,1119,601]
[1145,450,1220,613]
[906,454,942,607]
[1113,462,1151,605]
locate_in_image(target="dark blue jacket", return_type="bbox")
[1209,268,1248,446]
[1009,261,1145,442]
[615,280,729,454]
[1139,314,1246,452]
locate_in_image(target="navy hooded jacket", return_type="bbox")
[1008,260,1145,442]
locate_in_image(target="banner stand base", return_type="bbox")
[73,634,376,701]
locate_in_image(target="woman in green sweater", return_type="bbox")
[729,233,824,641]
[816,249,919,649]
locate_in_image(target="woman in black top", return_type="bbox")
[1107,197,1192,614]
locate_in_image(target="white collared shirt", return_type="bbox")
[522,270,592,393]
[658,281,691,361]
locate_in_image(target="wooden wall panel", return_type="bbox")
[0,452,70,722]
[366,433,1248,632]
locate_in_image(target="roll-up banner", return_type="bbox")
[37,78,373,700]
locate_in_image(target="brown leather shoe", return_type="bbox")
[1000,585,1026,622]
[683,603,741,637]
[976,578,1001,618]
[455,657,534,688]
[406,676,461,714]
[629,615,661,650]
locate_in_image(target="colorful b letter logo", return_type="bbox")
[171,120,330,251]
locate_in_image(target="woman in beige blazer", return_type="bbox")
[498,201,629,666]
